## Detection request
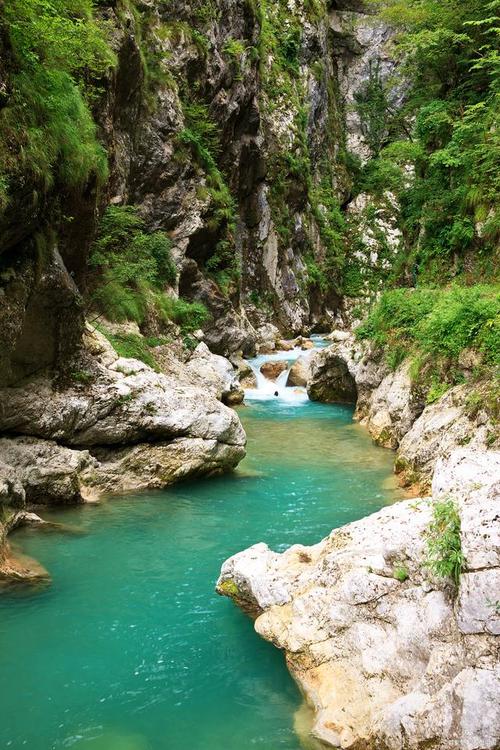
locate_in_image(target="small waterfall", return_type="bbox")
[244,339,326,404]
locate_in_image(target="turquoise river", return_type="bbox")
[0,392,402,750]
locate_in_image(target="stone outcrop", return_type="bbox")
[0,0,402,380]
[307,347,358,404]
[307,335,497,485]
[0,438,95,506]
[0,354,245,491]
[287,353,316,388]
[218,448,500,750]
[185,343,244,405]
[0,341,246,582]
[396,386,495,485]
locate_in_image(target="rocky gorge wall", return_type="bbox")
[0,0,401,381]
[307,333,499,490]
[0,0,404,579]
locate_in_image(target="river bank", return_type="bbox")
[218,336,500,750]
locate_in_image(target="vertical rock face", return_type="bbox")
[0,0,402,376]
[0,1,406,417]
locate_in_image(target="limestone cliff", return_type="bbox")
[0,0,401,382]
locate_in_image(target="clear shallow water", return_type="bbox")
[0,399,402,750]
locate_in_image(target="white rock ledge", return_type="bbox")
[217,449,500,750]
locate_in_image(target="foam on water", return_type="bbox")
[244,338,325,404]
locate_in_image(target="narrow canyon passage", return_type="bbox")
[0,360,402,750]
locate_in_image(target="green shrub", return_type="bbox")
[0,0,115,204]
[179,99,238,283]
[357,285,499,362]
[393,565,409,582]
[97,329,159,370]
[425,498,464,586]
[223,38,246,58]
[89,205,176,323]
[155,297,210,334]
[426,380,450,404]
[71,370,93,385]
[357,284,499,391]
[359,0,500,281]
[415,286,500,364]
[356,287,438,349]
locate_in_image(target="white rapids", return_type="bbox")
[244,337,328,404]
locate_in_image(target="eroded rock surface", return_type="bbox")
[0,324,247,515]
[185,343,244,405]
[287,353,316,388]
[218,449,500,750]
[307,335,497,484]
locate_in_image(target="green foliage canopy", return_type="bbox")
[0,0,116,208]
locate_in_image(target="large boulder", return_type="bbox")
[260,360,288,381]
[0,354,246,496]
[0,357,245,449]
[286,353,316,387]
[307,348,358,403]
[185,343,244,405]
[218,449,500,750]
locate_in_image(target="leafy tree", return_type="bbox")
[358,0,500,281]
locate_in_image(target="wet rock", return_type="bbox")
[230,355,257,389]
[294,336,315,351]
[276,339,295,352]
[0,549,51,589]
[185,343,244,406]
[287,353,316,388]
[307,348,358,404]
[260,361,287,382]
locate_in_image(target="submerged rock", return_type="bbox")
[231,355,258,390]
[218,448,500,750]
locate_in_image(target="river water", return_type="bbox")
[0,347,402,750]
